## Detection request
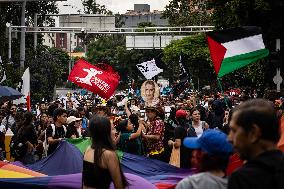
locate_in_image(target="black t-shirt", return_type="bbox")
[19,124,38,145]
[46,125,66,155]
[66,126,79,138]
[174,125,192,169]
[228,150,284,189]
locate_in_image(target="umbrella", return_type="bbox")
[0,86,24,101]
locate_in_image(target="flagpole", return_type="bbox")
[217,77,229,108]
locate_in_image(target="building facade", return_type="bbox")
[121,4,169,27]
[42,14,115,52]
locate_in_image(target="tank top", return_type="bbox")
[82,156,112,188]
[193,121,204,138]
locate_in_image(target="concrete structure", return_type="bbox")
[59,14,115,30]
[126,35,186,50]
[42,14,115,52]
[42,33,56,48]
[42,32,83,52]
[121,4,168,27]
[134,4,150,12]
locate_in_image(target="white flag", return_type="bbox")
[14,68,31,111]
[0,71,6,84]
[0,56,6,83]
[136,59,163,80]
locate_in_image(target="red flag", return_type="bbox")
[68,59,120,99]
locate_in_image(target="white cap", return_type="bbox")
[66,116,82,125]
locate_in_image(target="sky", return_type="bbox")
[57,0,170,14]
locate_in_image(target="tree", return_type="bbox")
[82,0,113,15]
[163,34,216,88]
[208,0,284,89]
[73,46,85,53]
[0,1,58,88]
[161,0,283,90]
[137,22,156,28]
[163,0,212,26]
[135,22,157,32]
[25,46,69,102]
[86,35,164,88]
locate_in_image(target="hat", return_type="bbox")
[183,129,233,156]
[176,109,188,119]
[66,116,82,124]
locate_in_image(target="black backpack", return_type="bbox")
[9,128,27,158]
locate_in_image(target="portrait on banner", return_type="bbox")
[141,80,160,107]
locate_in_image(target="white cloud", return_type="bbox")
[58,0,170,14]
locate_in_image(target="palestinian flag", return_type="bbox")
[207,26,269,77]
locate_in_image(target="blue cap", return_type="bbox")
[183,129,233,156]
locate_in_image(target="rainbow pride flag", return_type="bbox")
[0,138,193,189]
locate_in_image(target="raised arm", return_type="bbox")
[124,101,131,117]
[129,123,144,139]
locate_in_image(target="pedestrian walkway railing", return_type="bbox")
[10,26,214,34]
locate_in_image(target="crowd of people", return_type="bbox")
[0,84,284,189]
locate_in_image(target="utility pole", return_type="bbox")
[20,0,26,69]
[1,0,67,68]
[8,24,12,62]
[34,13,38,50]
[273,39,282,92]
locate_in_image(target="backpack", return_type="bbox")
[43,124,66,157]
[10,128,27,158]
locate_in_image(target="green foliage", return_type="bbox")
[115,14,125,28]
[86,35,163,87]
[208,0,271,29]
[208,0,283,89]
[162,0,283,89]
[137,22,156,28]
[25,46,69,102]
[82,0,113,15]
[163,34,215,87]
[87,35,124,64]
[0,1,59,95]
[219,60,267,89]
[0,1,58,60]
[163,0,212,26]
[73,46,84,53]
[135,22,157,32]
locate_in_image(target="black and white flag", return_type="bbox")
[136,59,163,80]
